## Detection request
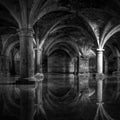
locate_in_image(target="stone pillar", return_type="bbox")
[18,28,35,120]
[18,28,34,79]
[96,49,104,103]
[35,48,42,73]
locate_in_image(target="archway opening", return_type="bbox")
[47,49,75,97]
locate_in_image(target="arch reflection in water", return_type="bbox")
[0,74,120,120]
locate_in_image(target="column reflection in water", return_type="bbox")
[17,74,47,120]
[94,74,115,120]
[0,82,20,120]
[94,48,115,120]
[43,72,96,120]
[0,72,47,120]
[0,74,120,120]
[18,85,35,120]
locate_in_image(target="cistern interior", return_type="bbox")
[0,0,120,120]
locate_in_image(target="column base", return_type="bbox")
[96,102,104,105]
[16,73,44,84]
[80,88,95,97]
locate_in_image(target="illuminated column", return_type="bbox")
[18,28,34,79]
[97,48,104,103]
[35,48,42,73]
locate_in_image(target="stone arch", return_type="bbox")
[1,34,19,75]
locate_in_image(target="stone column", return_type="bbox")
[35,48,42,73]
[18,28,35,120]
[18,28,34,79]
[96,48,104,103]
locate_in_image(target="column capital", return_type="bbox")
[97,48,104,52]
[34,48,42,52]
[17,27,34,37]
[34,73,44,81]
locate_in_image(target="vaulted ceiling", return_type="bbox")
[1,0,120,58]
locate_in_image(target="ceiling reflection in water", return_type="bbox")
[0,74,120,120]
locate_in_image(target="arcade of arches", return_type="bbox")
[0,0,120,120]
